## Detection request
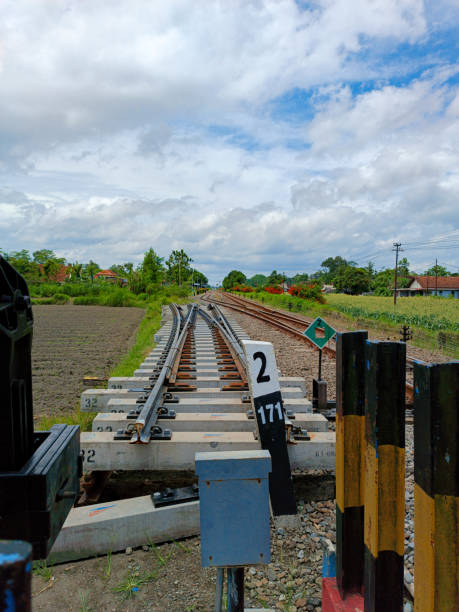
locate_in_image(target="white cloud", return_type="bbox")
[1,0,458,280]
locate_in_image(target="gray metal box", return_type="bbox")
[195,450,271,567]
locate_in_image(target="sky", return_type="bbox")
[1,0,459,284]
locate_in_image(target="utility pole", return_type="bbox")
[435,258,438,296]
[393,242,403,306]
[178,259,181,286]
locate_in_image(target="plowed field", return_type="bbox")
[31,305,145,419]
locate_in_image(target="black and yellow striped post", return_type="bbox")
[335,331,367,596]
[414,361,458,611]
[364,341,405,612]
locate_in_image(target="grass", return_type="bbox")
[78,590,92,612]
[146,538,176,566]
[233,291,459,358]
[103,550,112,580]
[113,567,157,600]
[32,560,54,581]
[110,301,163,377]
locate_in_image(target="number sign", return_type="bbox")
[243,340,297,516]
[244,341,279,399]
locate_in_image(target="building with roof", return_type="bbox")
[396,276,459,298]
[94,270,120,283]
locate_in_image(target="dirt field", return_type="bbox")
[31,305,145,419]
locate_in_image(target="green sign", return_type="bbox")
[303,316,336,349]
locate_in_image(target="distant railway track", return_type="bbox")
[202,291,415,406]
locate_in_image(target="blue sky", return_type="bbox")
[1,0,459,283]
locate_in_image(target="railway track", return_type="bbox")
[49,302,335,561]
[202,291,415,405]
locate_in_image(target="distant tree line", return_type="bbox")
[222,256,457,296]
[1,247,208,295]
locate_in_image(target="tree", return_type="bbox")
[246,274,268,288]
[266,270,284,286]
[222,270,247,290]
[335,266,371,295]
[85,260,100,283]
[166,250,193,285]
[372,268,393,296]
[70,261,83,281]
[321,256,349,282]
[43,259,60,281]
[191,269,208,286]
[141,248,164,285]
[289,272,309,285]
[424,264,449,277]
[33,249,65,265]
[6,250,40,282]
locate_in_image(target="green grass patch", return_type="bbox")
[36,407,95,432]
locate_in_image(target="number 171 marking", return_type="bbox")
[257,401,283,425]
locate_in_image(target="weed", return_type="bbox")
[32,560,53,581]
[175,540,192,554]
[103,550,112,579]
[113,568,157,600]
[78,589,92,612]
[147,539,175,566]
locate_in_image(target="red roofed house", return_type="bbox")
[396,276,459,298]
[94,270,119,283]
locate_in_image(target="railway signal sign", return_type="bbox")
[304,317,336,350]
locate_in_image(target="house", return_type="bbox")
[94,270,120,283]
[396,276,459,298]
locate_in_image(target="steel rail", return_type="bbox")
[197,306,247,380]
[202,292,336,358]
[131,304,197,444]
[203,291,415,406]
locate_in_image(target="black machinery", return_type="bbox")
[0,255,81,559]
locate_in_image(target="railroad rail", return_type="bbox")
[78,304,335,471]
[202,291,415,406]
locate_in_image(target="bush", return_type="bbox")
[73,296,99,305]
[288,283,325,303]
[53,293,70,304]
[264,286,283,294]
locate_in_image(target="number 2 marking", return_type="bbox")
[253,351,271,384]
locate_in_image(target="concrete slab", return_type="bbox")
[81,387,308,412]
[49,497,200,564]
[92,411,328,433]
[80,431,335,471]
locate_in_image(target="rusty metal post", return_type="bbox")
[0,540,32,612]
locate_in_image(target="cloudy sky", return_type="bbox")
[1,0,459,282]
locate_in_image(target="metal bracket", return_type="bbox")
[158,407,176,419]
[292,426,310,441]
[152,484,199,508]
[150,426,172,440]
